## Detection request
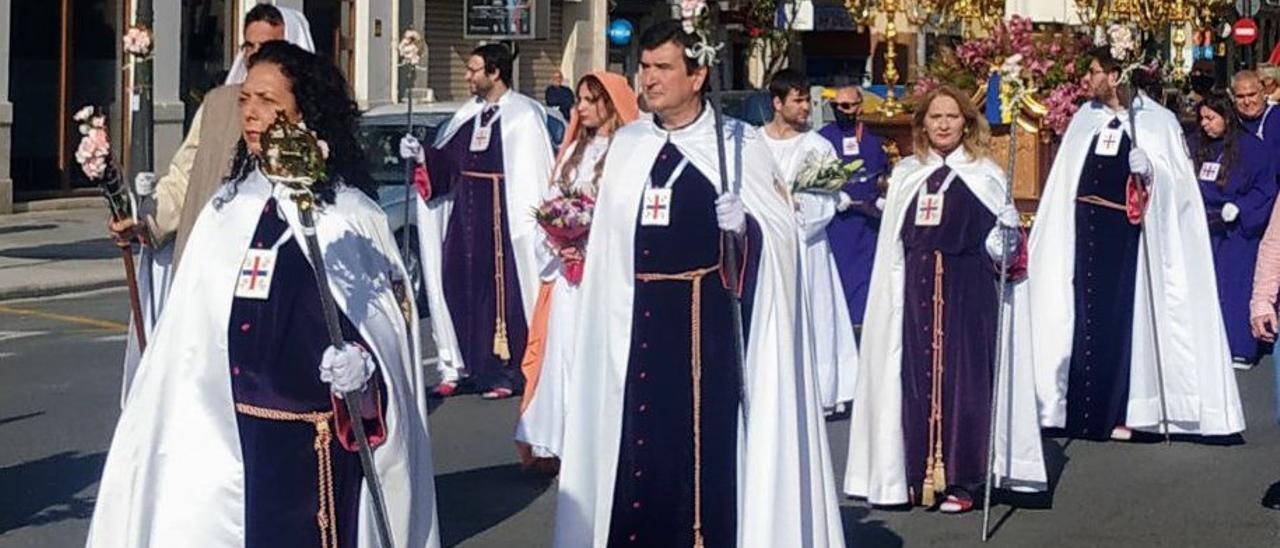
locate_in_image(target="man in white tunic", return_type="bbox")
[758,68,859,414]
[1017,47,1245,440]
[552,20,844,548]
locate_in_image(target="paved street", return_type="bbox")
[2,288,1280,547]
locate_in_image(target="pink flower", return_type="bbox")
[82,156,107,180]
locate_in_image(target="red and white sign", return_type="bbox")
[1234,18,1259,46]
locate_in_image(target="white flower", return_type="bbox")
[90,115,106,130]
[681,0,707,33]
[317,139,330,160]
[1107,24,1134,62]
[1000,54,1024,83]
[122,26,153,58]
[73,106,94,122]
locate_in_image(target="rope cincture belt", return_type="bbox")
[462,170,512,361]
[922,250,947,507]
[1077,194,1127,213]
[235,403,339,548]
[634,264,720,548]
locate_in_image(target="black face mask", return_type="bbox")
[833,109,858,130]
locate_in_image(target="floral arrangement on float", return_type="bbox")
[910,15,1095,135]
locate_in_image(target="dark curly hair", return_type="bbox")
[1193,90,1242,188]
[223,41,376,204]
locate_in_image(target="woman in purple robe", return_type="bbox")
[844,86,1037,514]
[1191,91,1278,368]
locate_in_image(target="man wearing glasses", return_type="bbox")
[816,79,889,331]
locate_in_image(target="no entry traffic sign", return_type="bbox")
[1234,18,1259,46]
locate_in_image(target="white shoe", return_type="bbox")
[1110,426,1133,441]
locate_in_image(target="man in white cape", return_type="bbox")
[844,132,1046,508]
[405,43,553,399]
[116,5,315,406]
[758,68,859,413]
[88,172,440,547]
[1016,49,1245,440]
[552,21,844,548]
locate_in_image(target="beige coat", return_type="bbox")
[148,84,243,266]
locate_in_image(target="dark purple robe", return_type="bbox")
[1238,104,1280,148]
[899,166,999,497]
[1195,132,1278,363]
[818,122,889,326]
[607,143,762,547]
[1066,119,1140,440]
[229,198,385,548]
[431,106,528,391]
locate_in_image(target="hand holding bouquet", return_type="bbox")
[533,188,595,285]
[793,151,863,195]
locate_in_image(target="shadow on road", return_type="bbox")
[0,224,59,236]
[435,463,553,547]
[842,505,904,547]
[0,239,120,261]
[0,451,106,535]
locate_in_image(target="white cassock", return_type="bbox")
[844,148,1046,504]
[121,6,317,407]
[414,90,553,381]
[514,135,611,459]
[89,172,440,548]
[761,129,860,410]
[1017,95,1246,436]
[553,108,845,547]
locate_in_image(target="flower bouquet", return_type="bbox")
[533,188,595,285]
[72,106,133,221]
[793,152,863,194]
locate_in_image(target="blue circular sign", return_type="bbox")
[608,19,633,47]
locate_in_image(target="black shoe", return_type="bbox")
[1262,481,1280,510]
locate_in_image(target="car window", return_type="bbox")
[360,124,441,188]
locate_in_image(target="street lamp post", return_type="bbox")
[130,0,154,182]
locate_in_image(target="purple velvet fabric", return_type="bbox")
[229,198,381,548]
[606,143,761,547]
[437,107,528,391]
[1194,132,1278,363]
[1066,120,1140,440]
[818,122,889,326]
[898,166,999,496]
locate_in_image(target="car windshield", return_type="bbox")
[360,120,449,189]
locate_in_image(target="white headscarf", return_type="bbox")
[224,5,316,85]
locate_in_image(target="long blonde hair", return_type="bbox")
[912,86,991,162]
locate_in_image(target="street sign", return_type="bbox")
[1234,18,1259,45]
[464,0,549,40]
[1237,0,1262,17]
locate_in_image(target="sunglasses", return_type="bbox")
[831,102,862,110]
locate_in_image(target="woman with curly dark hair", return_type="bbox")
[87,41,440,548]
[1189,90,1278,368]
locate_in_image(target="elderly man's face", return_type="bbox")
[1234,78,1266,118]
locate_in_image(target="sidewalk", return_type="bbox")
[0,207,127,300]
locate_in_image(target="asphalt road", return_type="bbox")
[1,289,1279,547]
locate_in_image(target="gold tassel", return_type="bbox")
[921,250,947,507]
[493,318,511,361]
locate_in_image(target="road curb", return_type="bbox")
[0,276,126,301]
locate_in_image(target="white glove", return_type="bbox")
[399,134,426,164]
[985,225,1021,263]
[836,192,855,213]
[875,197,887,211]
[1222,202,1240,223]
[319,344,375,397]
[715,193,746,235]
[996,204,1021,228]
[134,172,156,197]
[1128,148,1153,179]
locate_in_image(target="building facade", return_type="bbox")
[0,0,610,213]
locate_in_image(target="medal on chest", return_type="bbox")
[641,187,673,226]
[1198,161,1221,182]
[1095,128,1123,157]
[235,248,277,300]
[915,192,945,227]
[470,125,493,152]
[842,136,861,156]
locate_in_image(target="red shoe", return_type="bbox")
[431,381,459,398]
[939,493,974,514]
[481,387,514,400]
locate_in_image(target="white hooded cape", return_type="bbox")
[414,90,554,379]
[844,148,1047,505]
[762,129,860,409]
[122,7,317,406]
[1017,96,1246,436]
[89,172,440,548]
[552,107,845,548]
